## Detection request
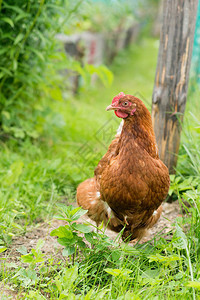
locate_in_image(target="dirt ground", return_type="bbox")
[4,201,182,257]
[1,200,182,299]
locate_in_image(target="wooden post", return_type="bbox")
[152,0,198,173]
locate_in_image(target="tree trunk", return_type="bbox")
[152,0,198,174]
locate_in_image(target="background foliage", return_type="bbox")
[0,1,111,140]
[0,0,66,139]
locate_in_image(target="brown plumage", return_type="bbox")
[77,93,170,240]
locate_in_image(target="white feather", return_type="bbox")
[96,192,101,198]
[116,120,124,136]
[107,207,111,216]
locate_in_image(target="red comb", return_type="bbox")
[112,92,125,104]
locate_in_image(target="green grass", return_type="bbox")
[1,37,200,299]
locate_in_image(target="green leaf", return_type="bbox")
[84,232,96,244]
[50,226,73,239]
[50,88,63,101]
[16,245,27,255]
[0,47,10,56]
[56,203,73,218]
[28,47,45,61]
[111,251,121,262]
[124,291,140,300]
[98,65,114,86]
[31,249,44,263]
[72,223,92,233]
[1,111,11,120]
[55,276,62,292]
[12,222,23,230]
[148,254,181,263]
[95,290,109,300]
[55,205,87,222]
[57,237,77,247]
[2,17,14,28]
[15,12,29,22]
[53,214,70,221]
[0,67,13,76]
[11,127,25,139]
[187,281,200,289]
[0,246,7,253]
[85,64,113,87]
[77,238,86,248]
[4,161,24,186]
[120,244,140,255]
[3,3,24,14]
[98,220,104,230]
[63,266,78,288]
[21,253,34,263]
[69,206,81,216]
[13,59,18,71]
[26,130,39,139]
[173,223,188,250]
[27,291,46,300]
[62,246,75,256]
[36,239,45,251]
[14,33,24,45]
[141,268,160,279]
[71,208,88,220]
[104,268,133,278]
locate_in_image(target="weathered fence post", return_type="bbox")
[152,0,198,173]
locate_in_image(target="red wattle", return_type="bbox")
[115,110,129,119]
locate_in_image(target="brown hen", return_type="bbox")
[77,93,170,240]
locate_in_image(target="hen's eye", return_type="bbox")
[123,101,129,106]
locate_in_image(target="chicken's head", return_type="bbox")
[106,93,138,119]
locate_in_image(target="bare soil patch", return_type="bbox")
[2,201,181,260]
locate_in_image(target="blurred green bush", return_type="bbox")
[0,0,116,140]
[0,0,68,139]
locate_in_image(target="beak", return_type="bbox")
[106,104,115,111]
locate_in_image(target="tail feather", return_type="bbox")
[146,205,163,229]
[77,178,121,229]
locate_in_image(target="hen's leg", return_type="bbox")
[122,205,163,241]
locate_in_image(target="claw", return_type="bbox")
[124,215,129,225]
